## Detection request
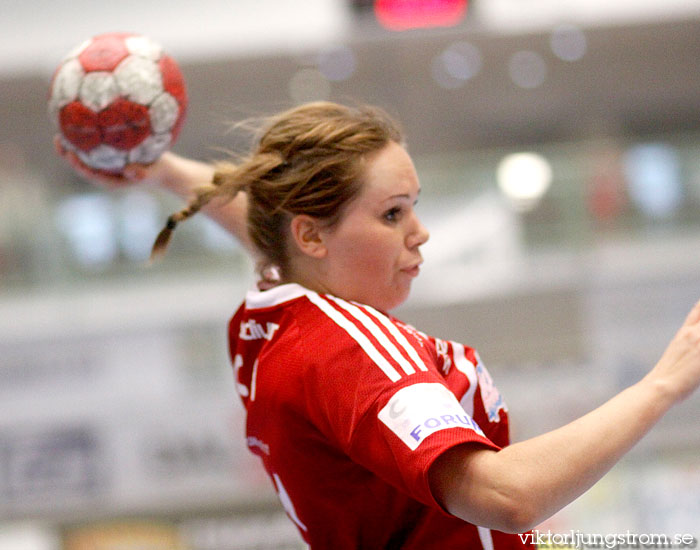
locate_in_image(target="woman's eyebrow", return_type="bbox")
[385,188,421,201]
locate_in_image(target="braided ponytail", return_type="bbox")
[149,162,246,262]
[149,202,201,262]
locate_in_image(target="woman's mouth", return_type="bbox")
[401,264,421,277]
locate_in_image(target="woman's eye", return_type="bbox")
[384,207,401,222]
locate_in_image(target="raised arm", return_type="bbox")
[54,138,253,253]
[429,299,700,533]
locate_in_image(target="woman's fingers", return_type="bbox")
[53,134,137,188]
[683,299,700,327]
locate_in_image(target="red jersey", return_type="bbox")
[228,283,533,549]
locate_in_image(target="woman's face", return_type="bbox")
[316,141,429,311]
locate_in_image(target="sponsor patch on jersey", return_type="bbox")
[239,319,280,341]
[434,338,452,375]
[378,383,485,451]
[475,360,507,422]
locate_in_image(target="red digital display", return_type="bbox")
[374,0,468,31]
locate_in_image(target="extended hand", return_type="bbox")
[53,134,169,189]
[646,299,700,403]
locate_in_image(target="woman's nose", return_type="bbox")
[407,216,429,249]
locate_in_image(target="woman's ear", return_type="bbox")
[289,214,327,259]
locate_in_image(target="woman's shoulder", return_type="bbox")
[237,283,439,372]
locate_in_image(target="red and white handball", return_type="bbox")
[48,32,187,174]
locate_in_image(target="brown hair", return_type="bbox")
[151,101,403,278]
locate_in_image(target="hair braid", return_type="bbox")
[150,191,211,261]
[149,153,280,261]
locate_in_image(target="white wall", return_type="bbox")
[0,0,349,76]
[4,0,700,77]
[480,0,700,32]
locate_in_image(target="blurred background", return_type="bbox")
[1,0,700,548]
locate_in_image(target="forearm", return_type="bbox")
[432,301,700,533]
[56,136,256,257]
[155,153,253,253]
[442,377,675,532]
[500,377,671,528]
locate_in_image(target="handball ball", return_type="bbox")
[48,32,187,174]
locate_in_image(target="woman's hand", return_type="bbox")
[644,299,700,403]
[53,134,177,190]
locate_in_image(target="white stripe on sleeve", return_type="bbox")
[452,342,477,416]
[361,305,428,372]
[306,293,402,382]
[327,296,416,375]
[477,526,495,550]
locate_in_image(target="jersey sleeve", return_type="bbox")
[349,373,500,510]
[300,296,500,510]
